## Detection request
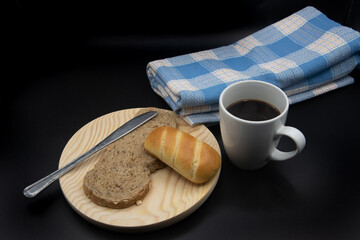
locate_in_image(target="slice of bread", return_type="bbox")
[83,148,151,209]
[133,108,177,172]
[83,108,177,209]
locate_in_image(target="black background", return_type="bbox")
[3,0,360,239]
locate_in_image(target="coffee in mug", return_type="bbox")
[226,99,280,121]
[219,80,306,170]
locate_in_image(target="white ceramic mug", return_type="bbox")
[219,80,306,170]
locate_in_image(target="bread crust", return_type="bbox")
[173,131,196,179]
[144,126,221,184]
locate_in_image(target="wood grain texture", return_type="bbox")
[58,108,221,231]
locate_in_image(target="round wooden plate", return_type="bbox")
[59,108,221,231]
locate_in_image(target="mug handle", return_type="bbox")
[269,126,306,161]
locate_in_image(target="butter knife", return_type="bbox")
[23,110,158,198]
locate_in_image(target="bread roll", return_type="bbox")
[144,126,221,184]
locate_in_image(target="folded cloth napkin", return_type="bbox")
[147,6,360,125]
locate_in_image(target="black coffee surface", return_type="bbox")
[226,99,280,121]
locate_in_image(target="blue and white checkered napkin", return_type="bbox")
[146,6,360,125]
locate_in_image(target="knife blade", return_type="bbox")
[23,110,158,198]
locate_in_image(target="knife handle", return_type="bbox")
[23,146,99,198]
[23,111,157,198]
